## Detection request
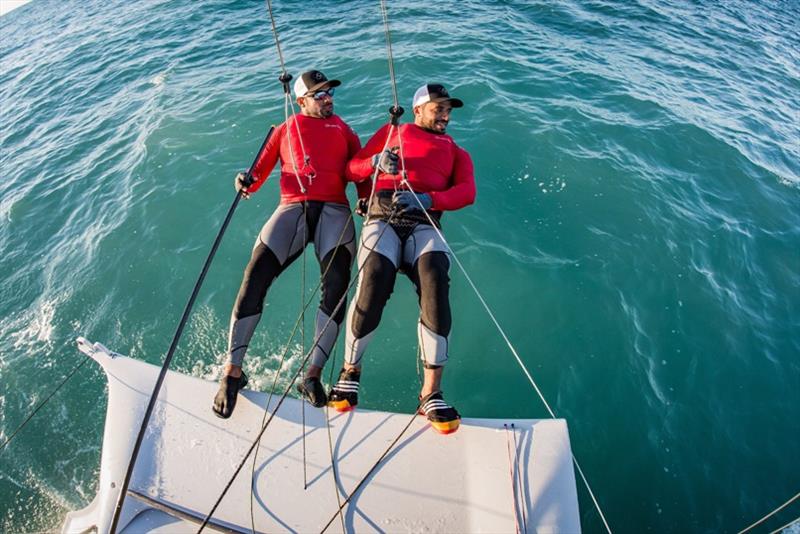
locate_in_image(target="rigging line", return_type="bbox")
[324,407,347,533]
[324,345,347,534]
[378,0,408,192]
[198,211,399,533]
[379,0,400,110]
[288,96,312,176]
[319,407,420,533]
[364,123,399,219]
[398,177,613,534]
[504,424,522,534]
[0,354,90,453]
[284,95,308,194]
[739,492,800,534]
[265,0,287,74]
[267,0,311,181]
[109,126,277,534]
[247,209,354,533]
[769,516,800,534]
[301,201,309,491]
[512,423,528,533]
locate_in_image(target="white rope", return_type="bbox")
[739,492,800,534]
[399,177,613,534]
[769,516,800,534]
[282,94,307,193]
[287,95,312,183]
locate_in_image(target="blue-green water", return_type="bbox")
[1,0,798,532]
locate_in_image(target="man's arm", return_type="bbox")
[243,122,285,194]
[346,123,392,183]
[428,146,476,211]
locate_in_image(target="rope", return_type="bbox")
[319,408,420,533]
[300,202,309,491]
[198,210,399,533]
[265,0,287,74]
[267,0,311,193]
[739,492,800,534]
[324,404,347,534]
[769,516,800,534]
[283,98,308,194]
[379,0,400,110]
[377,0,408,192]
[511,423,527,532]
[247,209,354,533]
[0,355,91,453]
[504,424,521,534]
[398,177,613,534]
[107,126,276,534]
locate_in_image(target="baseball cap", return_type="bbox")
[412,83,464,109]
[293,70,341,98]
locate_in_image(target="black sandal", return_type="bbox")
[297,376,327,408]
[212,372,248,419]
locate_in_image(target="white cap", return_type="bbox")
[412,83,464,109]
[293,70,340,98]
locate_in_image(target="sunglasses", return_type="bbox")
[306,88,335,100]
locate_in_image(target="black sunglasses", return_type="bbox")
[306,88,335,100]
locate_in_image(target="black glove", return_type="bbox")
[234,172,254,198]
[392,191,432,214]
[355,198,369,217]
[371,149,399,175]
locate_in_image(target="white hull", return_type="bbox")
[63,338,581,533]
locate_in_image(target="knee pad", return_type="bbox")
[418,321,449,367]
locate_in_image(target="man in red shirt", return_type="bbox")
[213,70,365,418]
[328,83,476,435]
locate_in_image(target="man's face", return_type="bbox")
[298,87,334,119]
[414,101,452,133]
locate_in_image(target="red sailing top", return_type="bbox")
[247,114,364,204]
[346,123,476,211]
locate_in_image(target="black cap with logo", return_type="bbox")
[293,70,341,97]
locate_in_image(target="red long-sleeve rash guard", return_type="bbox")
[247,114,362,204]
[346,123,476,211]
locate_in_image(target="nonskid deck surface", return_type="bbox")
[63,339,581,533]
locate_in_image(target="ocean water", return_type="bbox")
[1,0,798,532]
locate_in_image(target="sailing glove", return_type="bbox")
[355,198,369,217]
[234,172,254,198]
[371,150,399,175]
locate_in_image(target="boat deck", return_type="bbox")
[63,338,580,533]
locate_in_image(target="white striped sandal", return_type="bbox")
[328,368,360,412]
[419,391,461,435]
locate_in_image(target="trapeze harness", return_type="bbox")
[228,114,364,369]
[344,122,476,369]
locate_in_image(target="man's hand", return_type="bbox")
[371,149,399,175]
[355,198,369,217]
[392,191,432,214]
[234,172,254,199]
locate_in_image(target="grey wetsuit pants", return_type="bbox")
[228,201,355,368]
[344,219,452,368]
